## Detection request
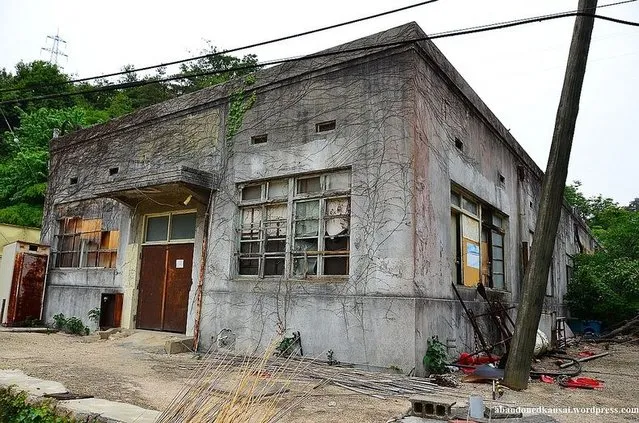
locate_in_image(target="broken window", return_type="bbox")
[54,217,119,268]
[451,188,507,290]
[237,170,351,278]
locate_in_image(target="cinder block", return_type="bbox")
[164,337,194,354]
[409,395,455,420]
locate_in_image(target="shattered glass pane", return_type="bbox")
[325,237,348,251]
[293,256,317,276]
[324,257,349,275]
[326,198,350,216]
[294,238,317,252]
[295,220,318,237]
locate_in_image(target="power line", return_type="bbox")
[2,0,633,95]
[0,0,441,95]
[1,11,638,107]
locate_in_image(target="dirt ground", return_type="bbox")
[0,330,638,422]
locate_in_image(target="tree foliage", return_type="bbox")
[0,45,258,228]
[564,182,639,324]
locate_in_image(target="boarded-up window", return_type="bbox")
[55,217,119,268]
[451,189,507,290]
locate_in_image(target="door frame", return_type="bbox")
[136,210,198,332]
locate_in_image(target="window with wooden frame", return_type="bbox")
[144,211,197,243]
[54,217,119,268]
[450,189,507,290]
[237,171,351,278]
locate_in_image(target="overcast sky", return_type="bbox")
[1,0,637,204]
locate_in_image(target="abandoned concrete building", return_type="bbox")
[42,22,595,372]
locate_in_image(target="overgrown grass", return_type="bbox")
[0,386,77,423]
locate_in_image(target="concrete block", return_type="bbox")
[0,369,67,396]
[98,328,121,340]
[164,337,194,354]
[409,395,456,420]
[58,398,160,423]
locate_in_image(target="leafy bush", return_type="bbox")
[50,313,90,336]
[0,386,76,422]
[566,253,639,325]
[52,313,66,330]
[423,336,448,375]
[87,307,100,327]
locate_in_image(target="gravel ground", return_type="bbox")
[0,330,407,422]
[1,331,637,422]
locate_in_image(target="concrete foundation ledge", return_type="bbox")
[0,369,160,423]
[58,398,160,423]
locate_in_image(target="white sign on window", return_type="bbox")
[176,259,184,269]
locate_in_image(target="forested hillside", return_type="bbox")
[0,45,257,227]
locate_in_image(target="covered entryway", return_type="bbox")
[137,212,196,333]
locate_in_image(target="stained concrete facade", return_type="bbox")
[42,23,595,372]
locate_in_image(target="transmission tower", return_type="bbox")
[41,29,68,67]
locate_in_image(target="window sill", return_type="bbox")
[51,267,116,271]
[233,276,348,284]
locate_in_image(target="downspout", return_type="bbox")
[516,165,527,302]
[192,192,213,351]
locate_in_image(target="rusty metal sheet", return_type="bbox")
[162,244,193,333]
[7,253,47,325]
[137,245,167,331]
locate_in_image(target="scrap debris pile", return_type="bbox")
[449,282,616,391]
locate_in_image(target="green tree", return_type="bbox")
[0,107,104,227]
[176,42,259,94]
[565,183,639,325]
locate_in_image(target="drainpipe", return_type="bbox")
[516,165,527,301]
[192,194,213,351]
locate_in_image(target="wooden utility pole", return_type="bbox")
[504,0,598,390]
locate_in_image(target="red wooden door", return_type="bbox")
[8,253,47,325]
[137,244,193,333]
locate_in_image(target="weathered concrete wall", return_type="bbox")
[41,23,597,373]
[409,40,595,371]
[199,51,419,371]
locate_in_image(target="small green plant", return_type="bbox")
[422,336,449,375]
[275,331,301,357]
[326,349,339,366]
[88,307,100,327]
[389,365,403,374]
[65,317,86,335]
[0,386,77,422]
[19,316,44,327]
[52,313,66,330]
[50,313,90,336]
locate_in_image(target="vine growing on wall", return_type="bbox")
[226,75,257,140]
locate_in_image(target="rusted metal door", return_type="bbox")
[7,253,47,325]
[137,244,193,333]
